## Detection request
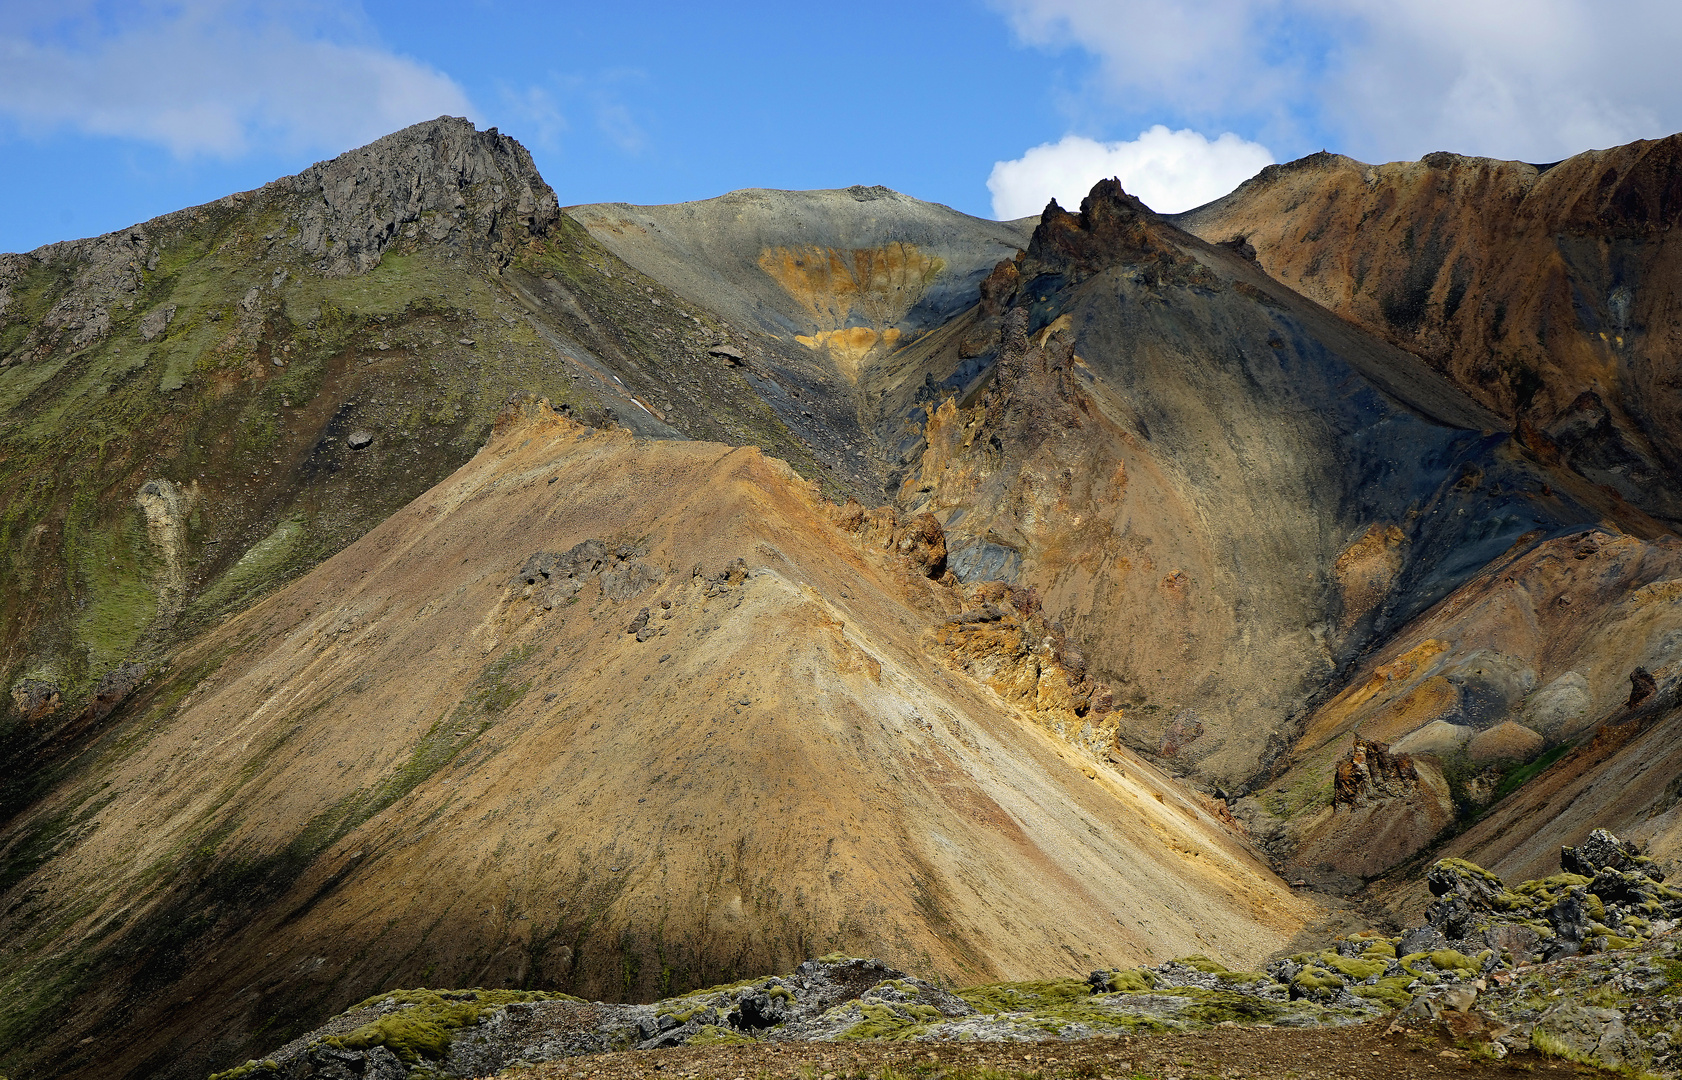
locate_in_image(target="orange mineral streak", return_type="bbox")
[1332,524,1408,638]
[759,242,944,380]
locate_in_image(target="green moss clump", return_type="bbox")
[1173,954,1229,974]
[687,1024,754,1046]
[1212,969,1269,985]
[1428,950,1478,972]
[1095,969,1157,993]
[326,988,581,1065]
[835,1003,940,1041]
[1324,954,1387,981]
[1513,873,1593,897]
[1167,987,1293,1026]
[958,979,1092,1015]
[1603,935,1642,950]
[1361,940,1397,959]
[330,1010,454,1064]
[1435,857,1504,884]
[1354,977,1416,1010]
[1292,968,1344,993]
[207,1060,280,1080]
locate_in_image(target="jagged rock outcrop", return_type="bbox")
[829,500,948,579]
[1333,738,1420,808]
[1414,832,1681,960]
[280,116,560,276]
[1562,828,1665,881]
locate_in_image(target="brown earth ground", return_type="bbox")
[491,1021,1611,1080]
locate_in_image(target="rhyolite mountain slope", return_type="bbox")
[3,116,1682,1080]
[1176,142,1682,888]
[0,405,1318,1080]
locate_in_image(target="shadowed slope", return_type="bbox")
[1178,138,1682,526]
[893,181,1601,788]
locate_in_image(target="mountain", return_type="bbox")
[2,117,1681,1080]
[1177,140,1682,527]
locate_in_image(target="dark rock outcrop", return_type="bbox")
[1562,828,1665,881]
[8,677,61,723]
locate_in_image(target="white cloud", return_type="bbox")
[992,0,1682,164]
[0,1,473,158]
[988,127,1275,218]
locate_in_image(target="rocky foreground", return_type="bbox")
[209,829,1682,1079]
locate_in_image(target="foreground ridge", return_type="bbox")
[216,829,1677,1079]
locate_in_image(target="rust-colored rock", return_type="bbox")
[1333,738,1421,809]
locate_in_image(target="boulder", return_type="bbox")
[1482,923,1541,965]
[1562,829,1663,881]
[1398,927,1448,955]
[891,513,947,578]
[1534,1003,1632,1068]
[9,677,61,723]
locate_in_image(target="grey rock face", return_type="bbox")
[346,431,374,450]
[284,116,560,276]
[1398,927,1448,955]
[138,303,176,341]
[1535,1003,1631,1066]
[89,662,148,722]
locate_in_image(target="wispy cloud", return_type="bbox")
[0,1,473,159]
[500,83,567,150]
[991,0,1682,164]
[989,127,1274,217]
[495,69,647,157]
[593,97,646,154]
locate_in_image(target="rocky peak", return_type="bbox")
[1017,178,1213,294]
[279,115,560,276]
[1,117,559,365]
[1020,180,1158,282]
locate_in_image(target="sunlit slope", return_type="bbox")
[0,406,1316,1080]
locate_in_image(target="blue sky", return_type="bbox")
[4,1,1682,254]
